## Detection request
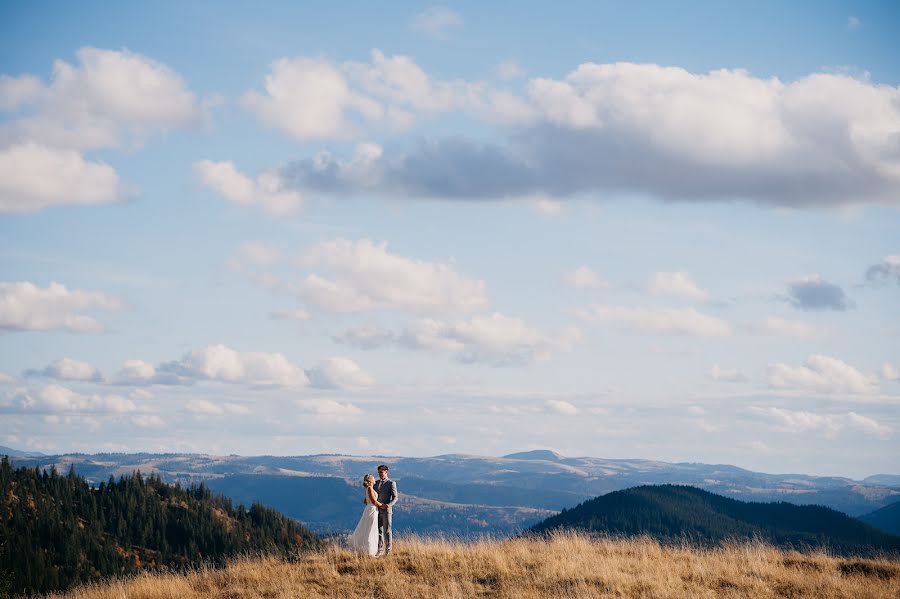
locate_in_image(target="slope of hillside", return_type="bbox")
[0,458,319,596]
[862,499,900,536]
[531,484,900,556]
[48,533,900,599]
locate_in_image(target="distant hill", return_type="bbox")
[0,457,319,596]
[864,474,900,488]
[860,499,900,536]
[9,451,900,537]
[0,445,44,457]
[530,484,900,556]
[503,450,565,461]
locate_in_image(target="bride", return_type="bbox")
[349,473,383,555]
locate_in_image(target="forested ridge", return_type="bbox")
[531,484,900,556]
[0,457,319,596]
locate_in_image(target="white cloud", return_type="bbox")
[744,317,830,340]
[575,305,731,337]
[545,399,578,415]
[410,6,463,39]
[496,60,526,81]
[296,238,488,314]
[749,406,891,439]
[0,373,17,385]
[707,365,747,383]
[306,357,375,390]
[0,281,124,333]
[165,344,310,388]
[26,358,102,382]
[278,61,900,208]
[846,412,891,437]
[0,74,45,111]
[112,360,160,385]
[184,399,250,416]
[562,266,607,289]
[132,414,165,428]
[1,47,201,151]
[767,354,878,395]
[847,16,861,30]
[10,384,136,413]
[193,160,303,216]
[294,398,363,419]
[529,196,564,216]
[881,363,899,381]
[649,271,709,302]
[400,313,580,366]
[240,56,383,141]
[0,143,122,213]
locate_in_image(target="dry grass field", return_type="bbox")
[51,532,899,599]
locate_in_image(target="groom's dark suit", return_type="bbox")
[373,477,398,553]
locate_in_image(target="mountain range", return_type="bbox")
[5,447,899,537]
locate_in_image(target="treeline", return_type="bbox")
[0,457,319,596]
[531,484,900,556]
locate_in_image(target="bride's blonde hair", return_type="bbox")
[362,473,375,487]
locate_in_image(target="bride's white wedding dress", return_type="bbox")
[349,495,379,555]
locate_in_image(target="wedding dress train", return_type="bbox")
[349,497,379,555]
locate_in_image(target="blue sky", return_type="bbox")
[1,2,898,478]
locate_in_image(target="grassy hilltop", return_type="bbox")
[52,533,899,599]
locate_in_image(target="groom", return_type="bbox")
[373,464,398,555]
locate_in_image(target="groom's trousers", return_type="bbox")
[377,508,392,553]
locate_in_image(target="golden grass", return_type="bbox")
[51,532,899,598]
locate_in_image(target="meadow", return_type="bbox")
[50,532,899,599]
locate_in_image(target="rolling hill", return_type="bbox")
[530,484,900,556]
[861,499,900,536]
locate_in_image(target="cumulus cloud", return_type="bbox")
[782,275,853,311]
[881,363,899,381]
[545,399,578,415]
[306,357,375,390]
[399,313,580,366]
[649,271,709,302]
[295,238,488,314]
[0,143,122,213]
[274,61,900,208]
[9,384,136,413]
[707,365,747,382]
[193,160,303,216]
[575,305,731,337]
[0,281,125,333]
[562,266,607,289]
[241,50,505,141]
[111,359,183,386]
[744,316,830,339]
[410,6,463,39]
[748,406,890,438]
[161,344,310,387]
[766,354,878,395]
[0,47,201,213]
[25,358,102,382]
[1,47,201,151]
[865,255,900,286]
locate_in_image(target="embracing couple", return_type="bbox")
[349,464,398,556]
